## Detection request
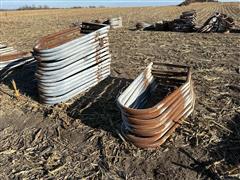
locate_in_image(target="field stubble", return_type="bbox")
[0,2,240,179]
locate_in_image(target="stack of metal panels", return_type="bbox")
[170,10,197,32]
[135,11,197,32]
[117,62,195,148]
[34,23,111,104]
[0,43,34,71]
[198,12,235,33]
[180,10,197,26]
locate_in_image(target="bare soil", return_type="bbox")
[0,2,240,179]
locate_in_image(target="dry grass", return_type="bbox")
[0,2,240,179]
[0,2,239,50]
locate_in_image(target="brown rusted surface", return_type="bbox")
[117,63,195,148]
[0,51,31,62]
[34,22,107,51]
[34,27,82,51]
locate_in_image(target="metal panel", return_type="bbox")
[117,62,195,148]
[0,51,34,71]
[34,22,111,104]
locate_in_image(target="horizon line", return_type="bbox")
[0,0,239,10]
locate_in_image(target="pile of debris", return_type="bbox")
[72,17,123,29]
[136,11,236,33]
[198,12,235,33]
[168,10,197,32]
[136,10,197,32]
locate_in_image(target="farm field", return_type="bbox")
[0,2,240,179]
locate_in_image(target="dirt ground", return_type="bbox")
[0,2,240,179]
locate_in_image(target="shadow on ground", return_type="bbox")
[67,72,183,138]
[172,148,222,180]
[209,113,240,179]
[0,61,38,101]
[67,76,132,137]
[171,113,240,180]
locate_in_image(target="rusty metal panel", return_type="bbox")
[0,43,34,72]
[34,22,111,104]
[117,62,195,148]
[0,50,34,72]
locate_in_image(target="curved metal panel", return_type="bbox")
[34,23,111,104]
[117,63,195,148]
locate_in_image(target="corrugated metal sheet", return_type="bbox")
[0,44,34,72]
[117,62,195,148]
[34,22,111,104]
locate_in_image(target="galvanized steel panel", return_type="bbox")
[34,22,111,104]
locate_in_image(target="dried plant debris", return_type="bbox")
[0,3,240,179]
